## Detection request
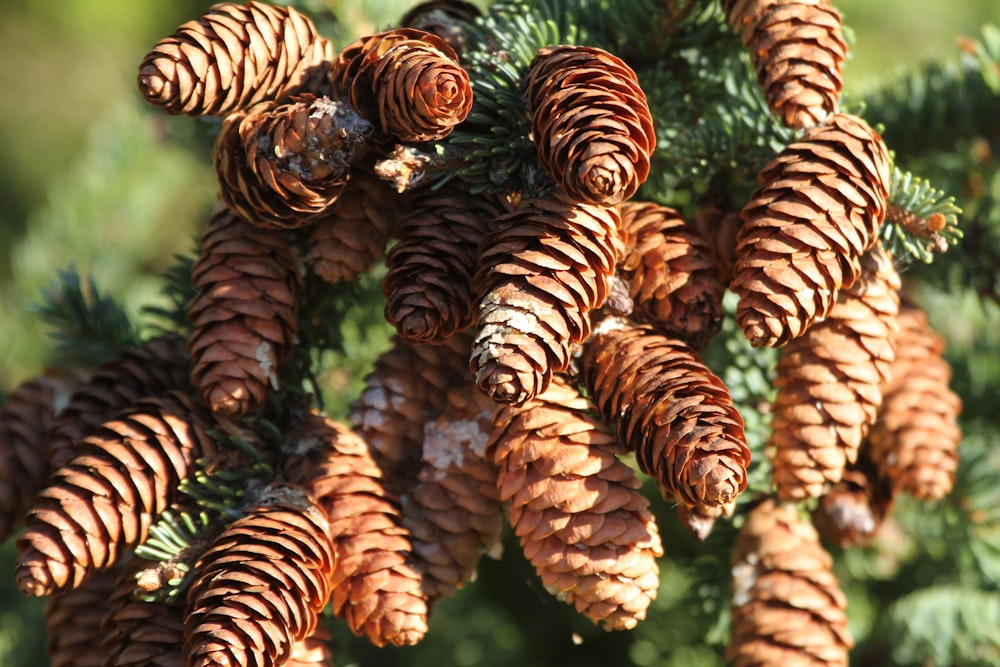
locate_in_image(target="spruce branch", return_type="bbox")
[133,510,215,602]
[882,165,963,263]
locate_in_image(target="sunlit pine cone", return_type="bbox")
[525,45,655,206]
[470,189,622,406]
[15,391,219,597]
[215,95,374,229]
[691,203,743,285]
[581,318,750,510]
[187,207,301,419]
[383,185,500,343]
[137,1,332,117]
[618,201,725,349]
[812,448,894,548]
[770,246,900,501]
[45,566,121,667]
[723,0,847,129]
[868,300,962,500]
[488,375,663,630]
[184,483,334,667]
[727,498,852,667]
[732,113,891,347]
[282,412,429,647]
[676,499,736,542]
[399,0,482,57]
[285,624,334,667]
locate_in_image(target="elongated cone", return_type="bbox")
[137,1,332,117]
[618,201,725,349]
[771,246,900,501]
[46,566,120,667]
[525,45,655,206]
[868,300,962,500]
[282,412,429,647]
[813,448,894,548]
[16,391,218,597]
[383,186,500,343]
[691,203,743,285]
[488,375,663,630]
[215,95,373,229]
[184,483,334,667]
[723,0,847,129]
[470,189,622,406]
[399,0,482,56]
[582,318,750,510]
[727,498,852,667]
[187,207,301,418]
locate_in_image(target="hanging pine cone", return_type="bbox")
[470,188,622,406]
[676,499,736,542]
[45,566,121,667]
[813,448,894,548]
[732,112,891,347]
[582,318,751,510]
[286,624,334,667]
[399,0,482,57]
[137,1,332,117]
[488,375,663,630]
[727,498,853,667]
[15,391,219,597]
[187,207,301,418]
[770,246,900,501]
[691,203,743,285]
[868,300,962,500]
[618,201,725,349]
[524,45,655,206]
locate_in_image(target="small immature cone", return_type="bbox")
[137,1,332,117]
[728,498,852,667]
[525,45,655,206]
[732,113,891,347]
[488,375,663,630]
[399,0,482,56]
[813,448,894,548]
[45,566,121,667]
[187,207,301,418]
[470,189,622,406]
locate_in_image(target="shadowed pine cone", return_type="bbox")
[812,448,894,548]
[488,375,663,630]
[691,203,743,285]
[732,112,891,347]
[45,566,121,667]
[137,1,332,117]
[525,45,655,206]
[399,0,482,57]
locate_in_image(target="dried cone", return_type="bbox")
[137,1,332,117]
[525,45,655,206]
[868,300,962,500]
[46,566,120,667]
[691,203,743,285]
[399,0,482,57]
[582,318,751,510]
[770,246,900,501]
[731,112,891,347]
[813,448,894,548]
[677,499,736,542]
[16,391,218,597]
[285,624,334,667]
[618,201,725,349]
[470,188,622,406]
[488,375,663,630]
[723,0,847,129]
[184,483,334,667]
[283,412,429,647]
[187,207,301,418]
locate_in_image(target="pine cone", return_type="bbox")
[732,112,891,347]
[525,45,655,206]
[723,0,847,129]
[676,499,736,542]
[868,300,962,500]
[187,207,301,418]
[727,498,852,667]
[470,188,622,405]
[618,201,725,349]
[399,0,482,57]
[488,375,663,630]
[581,318,750,509]
[813,448,894,548]
[45,566,120,667]
[691,203,743,285]
[770,246,900,501]
[285,624,334,667]
[15,391,218,597]
[184,483,334,667]
[137,1,332,117]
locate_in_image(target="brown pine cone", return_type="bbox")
[727,498,853,667]
[45,566,121,667]
[184,483,334,667]
[15,391,219,597]
[488,375,663,630]
[137,1,332,117]
[286,624,334,667]
[525,45,655,206]
[813,448,894,548]
[690,203,743,285]
[187,207,301,418]
[399,0,482,57]
[770,246,900,501]
[676,499,736,542]
[618,201,725,349]
[383,186,500,343]
[868,300,962,500]
[470,188,622,406]
[581,318,750,510]
[723,0,847,129]
[732,113,891,347]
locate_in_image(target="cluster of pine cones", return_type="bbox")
[0,1,963,666]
